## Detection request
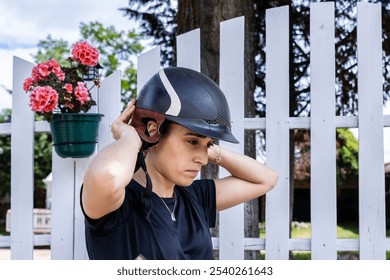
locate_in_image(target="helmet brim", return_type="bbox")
[166,115,239,144]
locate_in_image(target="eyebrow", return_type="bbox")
[184,132,207,138]
[184,132,215,144]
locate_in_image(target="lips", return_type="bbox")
[185,170,200,177]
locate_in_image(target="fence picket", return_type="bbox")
[310,2,337,259]
[219,16,245,260]
[176,27,201,183]
[50,156,75,259]
[137,47,161,94]
[10,57,35,259]
[177,29,201,71]
[265,5,291,260]
[97,71,122,150]
[357,2,386,260]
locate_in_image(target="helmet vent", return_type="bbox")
[206,101,231,128]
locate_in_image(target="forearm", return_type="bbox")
[210,145,278,211]
[209,145,278,188]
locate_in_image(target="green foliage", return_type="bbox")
[79,21,143,105]
[119,1,177,64]
[33,115,52,191]
[121,66,138,102]
[35,35,70,64]
[0,108,11,122]
[79,22,143,68]
[336,128,359,183]
[0,109,12,198]
[0,110,52,199]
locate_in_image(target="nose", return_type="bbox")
[194,148,208,166]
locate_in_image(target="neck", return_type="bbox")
[133,168,175,198]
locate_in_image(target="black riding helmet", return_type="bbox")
[131,67,239,145]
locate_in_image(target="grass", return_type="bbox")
[259,222,390,260]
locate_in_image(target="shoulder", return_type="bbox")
[82,180,144,229]
[177,179,217,227]
[177,179,216,205]
[179,178,215,192]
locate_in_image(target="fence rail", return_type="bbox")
[1,2,389,260]
[2,115,390,136]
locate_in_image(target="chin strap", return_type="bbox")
[135,148,153,222]
[136,150,152,198]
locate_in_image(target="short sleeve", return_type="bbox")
[184,179,216,227]
[80,184,133,234]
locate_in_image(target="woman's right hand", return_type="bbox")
[111,99,142,148]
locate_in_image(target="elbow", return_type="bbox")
[83,161,125,194]
[265,170,279,192]
[272,171,279,188]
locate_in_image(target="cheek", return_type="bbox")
[157,150,195,184]
[159,140,188,163]
[153,143,183,171]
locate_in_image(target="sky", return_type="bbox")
[0,0,389,162]
[0,0,136,109]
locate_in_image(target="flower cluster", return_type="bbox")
[24,41,100,121]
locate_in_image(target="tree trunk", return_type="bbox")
[177,0,258,260]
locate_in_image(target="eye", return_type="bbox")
[188,140,198,145]
[207,142,214,148]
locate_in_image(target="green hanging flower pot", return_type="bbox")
[50,113,104,158]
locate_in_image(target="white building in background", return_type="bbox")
[42,172,52,209]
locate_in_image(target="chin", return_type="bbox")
[175,177,195,187]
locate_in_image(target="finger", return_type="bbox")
[117,100,136,123]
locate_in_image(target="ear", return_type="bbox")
[146,121,158,138]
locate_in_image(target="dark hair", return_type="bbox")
[159,120,172,136]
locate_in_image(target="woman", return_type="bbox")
[81,67,278,260]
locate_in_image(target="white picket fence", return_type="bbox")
[0,2,389,260]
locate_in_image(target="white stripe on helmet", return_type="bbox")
[158,69,181,116]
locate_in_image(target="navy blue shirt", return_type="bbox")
[81,179,216,260]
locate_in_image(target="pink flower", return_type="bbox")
[74,82,90,104]
[29,86,58,113]
[71,41,99,67]
[31,59,65,81]
[49,59,65,81]
[23,77,34,91]
[23,40,100,120]
[64,84,73,93]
